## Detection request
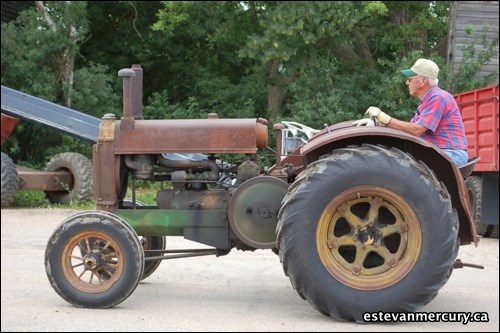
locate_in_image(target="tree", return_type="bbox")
[1,1,119,164]
[32,1,89,107]
[237,2,452,125]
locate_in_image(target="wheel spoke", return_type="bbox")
[103,252,117,260]
[71,261,85,269]
[339,204,365,229]
[328,235,354,249]
[85,238,91,254]
[380,224,404,237]
[101,240,112,251]
[78,269,86,280]
[366,197,382,225]
[372,245,392,259]
[351,245,369,275]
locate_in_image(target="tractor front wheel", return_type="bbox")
[45,211,144,308]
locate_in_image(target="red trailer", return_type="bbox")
[455,84,499,237]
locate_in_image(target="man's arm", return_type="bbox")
[387,118,427,136]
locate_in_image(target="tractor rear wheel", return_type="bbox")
[277,144,459,322]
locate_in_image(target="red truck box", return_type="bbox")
[454,84,499,172]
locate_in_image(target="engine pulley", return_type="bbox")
[228,176,288,249]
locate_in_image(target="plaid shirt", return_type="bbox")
[411,86,468,150]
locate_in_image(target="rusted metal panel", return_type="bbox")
[131,64,143,120]
[113,117,269,154]
[1,113,19,146]
[93,142,119,210]
[16,166,73,191]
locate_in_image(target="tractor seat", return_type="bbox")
[458,156,480,179]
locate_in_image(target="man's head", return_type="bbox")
[401,58,439,79]
[402,58,439,97]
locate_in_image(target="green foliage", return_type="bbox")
[2,0,498,179]
[12,191,52,208]
[1,9,60,98]
[72,62,121,118]
[125,180,171,206]
[12,191,95,209]
[1,2,119,165]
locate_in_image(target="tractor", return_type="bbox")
[45,65,479,322]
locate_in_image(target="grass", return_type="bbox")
[11,186,159,209]
[12,191,95,209]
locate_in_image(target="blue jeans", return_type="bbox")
[442,149,468,167]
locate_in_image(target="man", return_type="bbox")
[358,58,469,167]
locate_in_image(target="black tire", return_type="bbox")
[44,152,93,204]
[487,225,499,238]
[465,176,488,236]
[45,211,144,308]
[1,152,18,207]
[277,144,459,322]
[141,236,166,281]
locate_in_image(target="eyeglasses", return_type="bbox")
[407,76,420,83]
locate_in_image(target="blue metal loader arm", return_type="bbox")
[1,85,100,143]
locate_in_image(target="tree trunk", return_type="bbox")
[35,1,77,107]
[266,59,287,119]
[60,52,75,108]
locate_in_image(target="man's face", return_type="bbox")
[405,75,425,97]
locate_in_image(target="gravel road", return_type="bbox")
[1,208,498,332]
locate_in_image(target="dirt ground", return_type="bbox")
[1,208,498,332]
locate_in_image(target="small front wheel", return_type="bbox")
[45,211,144,308]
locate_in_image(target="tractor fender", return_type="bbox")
[299,121,478,246]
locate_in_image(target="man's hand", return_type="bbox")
[352,118,375,127]
[365,106,391,126]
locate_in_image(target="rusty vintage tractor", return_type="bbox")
[44,65,479,322]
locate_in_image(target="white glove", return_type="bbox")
[365,106,391,126]
[352,118,375,127]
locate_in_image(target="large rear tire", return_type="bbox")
[277,145,459,322]
[1,152,18,207]
[44,152,93,204]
